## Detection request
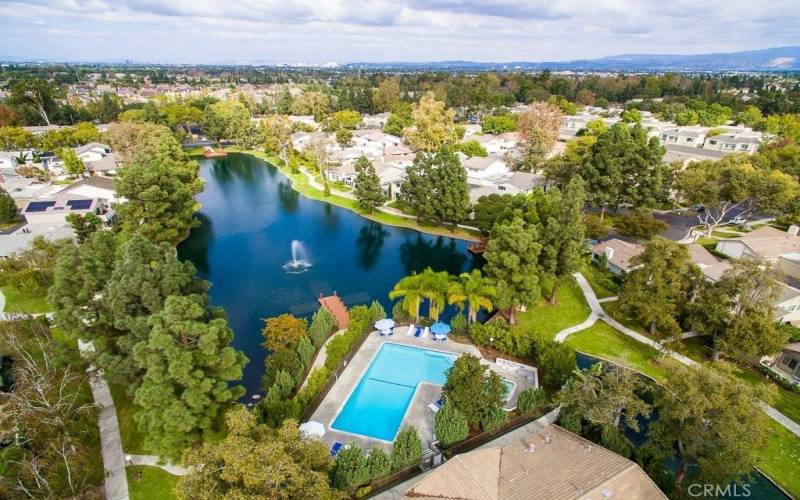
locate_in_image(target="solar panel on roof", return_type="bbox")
[66,199,93,210]
[25,201,56,213]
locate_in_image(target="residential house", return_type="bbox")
[0,152,18,174]
[702,132,762,154]
[715,226,800,261]
[375,163,406,200]
[591,239,644,275]
[361,112,390,129]
[766,343,800,385]
[474,132,518,157]
[460,154,509,186]
[21,177,118,225]
[351,130,403,154]
[74,142,111,163]
[402,424,666,500]
[86,152,123,174]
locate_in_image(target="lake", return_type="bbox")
[177,153,481,395]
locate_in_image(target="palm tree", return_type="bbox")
[447,269,496,324]
[389,273,426,322]
[419,268,452,321]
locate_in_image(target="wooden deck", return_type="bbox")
[319,293,349,329]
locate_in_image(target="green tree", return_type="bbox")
[178,407,339,500]
[538,177,586,303]
[643,362,770,490]
[455,139,488,157]
[132,295,247,458]
[262,314,308,352]
[517,102,562,171]
[372,77,401,112]
[0,235,70,295]
[480,405,508,432]
[262,114,293,158]
[516,387,547,415]
[400,148,470,225]
[383,102,413,137]
[405,92,457,152]
[418,267,452,320]
[690,259,786,360]
[65,212,102,244]
[201,100,257,146]
[442,354,506,426]
[618,239,699,339]
[366,447,392,480]
[331,443,370,491]
[0,126,34,150]
[296,335,315,367]
[580,123,665,220]
[483,216,541,324]
[472,193,515,234]
[447,269,495,323]
[391,426,423,471]
[389,273,426,322]
[114,123,204,244]
[309,307,336,348]
[481,114,517,134]
[615,209,669,240]
[0,186,17,222]
[353,156,386,214]
[543,135,596,187]
[7,78,61,125]
[59,147,85,176]
[620,108,642,123]
[535,335,576,393]
[327,110,362,131]
[434,402,469,448]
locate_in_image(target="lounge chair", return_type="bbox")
[406,324,415,336]
[330,442,344,457]
[421,326,430,339]
[428,398,444,413]
[414,326,423,338]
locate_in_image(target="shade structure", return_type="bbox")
[430,322,451,336]
[299,421,326,437]
[375,318,395,331]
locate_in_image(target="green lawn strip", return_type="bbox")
[127,466,179,500]
[516,279,591,339]
[1,286,51,314]
[240,150,482,241]
[756,419,800,499]
[580,263,619,299]
[675,336,711,363]
[565,321,668,382]
[720,362,800,425]
[109,383,148,455]
[710,230,741,239]
[599,300,653,337]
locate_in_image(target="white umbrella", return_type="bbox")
[375,318,395,331]
[299,421,326,438]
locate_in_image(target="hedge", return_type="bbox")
[325,305,372,370]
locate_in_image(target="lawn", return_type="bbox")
[516,279,591,339]
[580,263,619,299]
[242,150,483,241]
[1,286,51,314]
[565,321,668,381]
[127,466,180,500]
[109,383,147,455]
[756,419,800,499]
[600,301,651,336]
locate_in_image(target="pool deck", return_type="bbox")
[306,329,537,452]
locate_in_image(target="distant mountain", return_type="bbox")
[344,46,800,72]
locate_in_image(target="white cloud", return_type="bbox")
[0,0,797,63]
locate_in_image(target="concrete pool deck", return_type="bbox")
[306,329,537,452]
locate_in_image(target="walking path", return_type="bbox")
[126,455,190,476]
[300,328,345,390]
[88,370,130,500]
[560,271,800,438]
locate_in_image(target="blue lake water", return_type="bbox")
[177,153,481,394]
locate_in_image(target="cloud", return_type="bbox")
[0,0,797,63]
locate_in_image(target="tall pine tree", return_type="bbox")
[353,156,386,214]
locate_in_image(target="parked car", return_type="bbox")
[691,204,706,213]
[729,215,747,225]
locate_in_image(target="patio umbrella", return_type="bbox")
[299,421,326,438]
[375,318,395,331]
[430,322,451,337]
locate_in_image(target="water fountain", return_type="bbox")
[283,240,312,273]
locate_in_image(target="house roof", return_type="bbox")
[663,144,725,160]
[687,244,719,268]
[59,176,115,192]
[591,239,644,272]
[86,152,122,172]
[700,260,733,283]
[784,343,800,355]
[504,171,546,191]
[462,155,503,171]
[74,142,109,155]
[731,226,800,260]
[404,425,666,500]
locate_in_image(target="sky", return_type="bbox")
[0,0,799,64]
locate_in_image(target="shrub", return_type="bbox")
[470,320,537,359]
[534,336,576,393]
[331,443,370,491]
[391,426,422,471]
[434,401,469,447]
[583,214,610,239]
[261,313,308,351]
[480,406,508,432]
[455,140,488,157]
[615,209,668,241]
[557,408,582,434]
[391,300,411,324]
[325,305,372,370]
[450,312,467,336]
[309,307,336,348]
[600,426,632,458]
[443,355,506,426]
[294,367,331,410]
[259,397,301,427]
[516,387,547,415]
[366,448,392,480]
[272,369,295,399]
[262,348,303,390]
[368,300,386,323]
[296,335,315,367]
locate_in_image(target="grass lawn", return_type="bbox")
[241,150,482,241]
[756,419,800,498]
[600,301,652,337]
[127,466,179,500]
[515,279,591,339]
[580,263,619,299]
[109,383,148,455]
[565,321,668,381]
[711,230,741,238]
[1,286,51,314]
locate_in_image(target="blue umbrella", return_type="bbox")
[430,322,451,336]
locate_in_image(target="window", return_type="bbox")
[781,355,798,371]
[740,144,750,150]
[709,140,718,145]
[686,137,694,143]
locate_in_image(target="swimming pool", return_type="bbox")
[330,343,514,441]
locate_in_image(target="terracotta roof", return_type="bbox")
[591,239,644,272]
[404,425,666,500]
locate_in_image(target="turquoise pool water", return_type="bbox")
[330,343,513,441]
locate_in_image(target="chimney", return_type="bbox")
[526,442,536,453]
[788,225,799,236]
[604,246,614,260]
